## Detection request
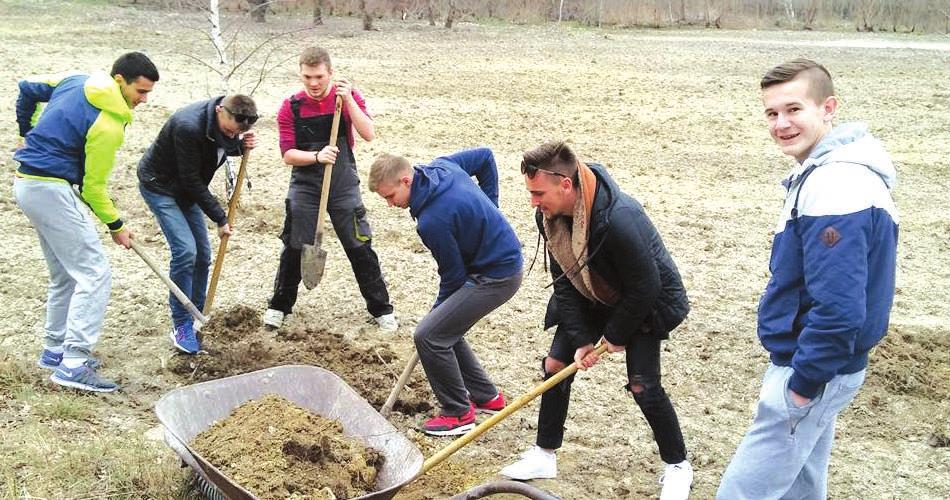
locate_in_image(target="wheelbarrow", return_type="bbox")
[156,348,605,498]
[155,365,422,500]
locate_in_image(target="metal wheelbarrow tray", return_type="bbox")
[155,365,424,499]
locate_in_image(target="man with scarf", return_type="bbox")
[138,94,258,354]
[502,141,693,500]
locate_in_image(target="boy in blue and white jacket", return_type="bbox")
[718,59,898,499]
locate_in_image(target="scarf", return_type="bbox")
[543,162,620,306]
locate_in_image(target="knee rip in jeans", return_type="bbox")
[541,356,567,377]
[541,356,573,392]
[625,377,661,399]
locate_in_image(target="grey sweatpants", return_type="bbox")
[414,272,522,415]
[13,178,110,361]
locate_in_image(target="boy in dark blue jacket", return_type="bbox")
[369,147,523,436]
[718,59,899,498]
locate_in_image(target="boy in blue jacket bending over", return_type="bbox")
[718,59,899,498]
[369,147,523,436]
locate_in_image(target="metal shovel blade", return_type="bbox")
[300,238,327,289]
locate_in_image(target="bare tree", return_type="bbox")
[803,0,821,29]
[361,0,374,30]
[445,0,456,28]
[312,0,325,25]
[248,0,266,22]
[426,0,437,25]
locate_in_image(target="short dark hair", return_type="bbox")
[760,58,833,104]
[111,52,159,83]
[222,94,257,117]
[300,46,332,69]
[522,141,579,180]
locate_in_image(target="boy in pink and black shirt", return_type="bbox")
[263,46,396,331]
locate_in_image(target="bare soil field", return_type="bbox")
[1,1,948,498]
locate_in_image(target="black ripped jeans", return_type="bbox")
[537,327,687,464]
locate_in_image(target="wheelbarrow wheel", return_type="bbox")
[449,480,560,500]
[190,472,227,500]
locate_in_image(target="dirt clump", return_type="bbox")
[169,305,434,415]
[191,394,384,499]
[867,325,949,400]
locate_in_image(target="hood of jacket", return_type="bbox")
[408,161,456,219]
[83,71,133,125]
[786,122,897,190]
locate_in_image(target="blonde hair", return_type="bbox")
[369,153,411,192]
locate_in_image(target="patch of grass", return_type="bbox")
[0,354,48,406]
[0,422,193,498]
[34,394,96,422]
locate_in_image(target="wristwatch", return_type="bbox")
[314,151,319,163]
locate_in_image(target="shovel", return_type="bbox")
[202,151,250,319]
[301,95,343,290]
[130,240,209,325]
[380,351,419,418]
[420,344,609,476]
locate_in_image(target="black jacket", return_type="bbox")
[539,163,689,347]
[137,97,242,225]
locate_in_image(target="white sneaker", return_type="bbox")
[374,313,398,332]
[262,308,285,329]
[499,445,557,480]
[659,460,693,500]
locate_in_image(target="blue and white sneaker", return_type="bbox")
[37,349,101,370]
[169,323,200,354]
[37,349,63,369]
[50,364,118,393]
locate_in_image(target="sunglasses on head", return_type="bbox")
[521,161,567,179]
[223,106,259,125]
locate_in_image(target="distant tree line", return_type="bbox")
[134,0,950,33]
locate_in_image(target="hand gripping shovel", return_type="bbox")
[130,240,209,325]
[301,95,343,289]
[202,151,250,320]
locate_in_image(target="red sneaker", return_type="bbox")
[474,393,506,414]
[421,405,476,436]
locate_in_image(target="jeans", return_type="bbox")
[538,328,687,464]
[717,363,866,500]
[414,272,522,415]
[14,178,110,361]
[139,185,212,327]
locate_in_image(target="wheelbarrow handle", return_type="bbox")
[131,240,210,325]
[419,343,610,476]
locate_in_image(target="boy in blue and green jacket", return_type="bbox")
[13,52,159,393]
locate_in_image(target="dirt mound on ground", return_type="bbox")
[191,394,384,499]
[867,325,949,400]
[170,305,434,415]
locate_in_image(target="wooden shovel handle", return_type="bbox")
[315,95,343,239]
[131,240,209,325]
[419,343,610,476]
[381,351,420,418]
[204,151,250,316]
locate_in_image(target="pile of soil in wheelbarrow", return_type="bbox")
[169,305,434,415]
[191,394,384,499]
